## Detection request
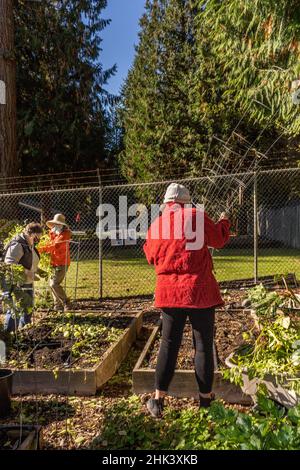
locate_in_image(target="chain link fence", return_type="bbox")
[0,187,101,301]
[0,167,299,301]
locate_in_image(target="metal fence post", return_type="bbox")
[253,171,258,283]
[97,168,103,299]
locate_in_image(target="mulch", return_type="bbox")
[0,294,255,449]
[0,329,250,450]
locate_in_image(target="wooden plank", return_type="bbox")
[96,310,144,388]
[132,325,252,405]
[132,369,252,405]
[0,425,42,450]
[12,369,96,396]
[219,272,297,289]
[134,322,161,371]
[18,430,39,450]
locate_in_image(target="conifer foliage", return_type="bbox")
[120,0,300,182]
[120,0,201,182]
[15,0,116,174]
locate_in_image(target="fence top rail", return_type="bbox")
[102,167,300,190]
[0,168,124,193]
[0,185,102,198]
[0,167,299,197]
[0,169,98,181]
[258,167,300,176]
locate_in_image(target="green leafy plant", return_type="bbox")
[95,395,300,450]
[247,284,283,317]
[1,223,27,290]
[6,312,124,369]
[51,316,121,359]
[36,232,53,280]
[0,223,52,314]
[227,316,300,390]
[247,282,300,316]
[0,219,21,241]
[223,284,300,395]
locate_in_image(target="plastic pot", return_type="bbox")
[0,369,13,417]
[225,353,300,409]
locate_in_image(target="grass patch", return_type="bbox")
[37,248,300,299]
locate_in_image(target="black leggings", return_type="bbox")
[155,307,215,394]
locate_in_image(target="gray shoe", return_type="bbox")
[199,392,215,408]
[146,398,164,418]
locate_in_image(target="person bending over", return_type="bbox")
[3,222,43,332]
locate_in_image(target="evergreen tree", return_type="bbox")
[15,0,116,174]
[121,0,300,182]
[195,0,300,168]
[120,0,202,182]
[198,0,300,130]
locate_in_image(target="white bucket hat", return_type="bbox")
[46,213,68,229]
[163,183,191,204]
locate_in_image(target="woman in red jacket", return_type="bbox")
[39,213,72,312]
[143,183,230,418]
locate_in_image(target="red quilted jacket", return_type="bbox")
[143,202,230,309]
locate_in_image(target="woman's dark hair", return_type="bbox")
[24,222,43,236]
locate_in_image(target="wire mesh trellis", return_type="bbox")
[0,167,299,302]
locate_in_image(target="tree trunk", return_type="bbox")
[0,0,18,180]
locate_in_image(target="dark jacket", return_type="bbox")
[4,234,40,270]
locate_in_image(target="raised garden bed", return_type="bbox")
[4,310,143,396]
[132,309,255,404]
[0,425,42,450]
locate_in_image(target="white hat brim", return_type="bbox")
[163,197,191,204]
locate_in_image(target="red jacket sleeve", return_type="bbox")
[143,231,154,265]
[39,232,54,254]
[204,213,231,249]
[39,231,71,254]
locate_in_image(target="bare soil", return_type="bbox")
[143,308,256,369]
[6,311,136,369]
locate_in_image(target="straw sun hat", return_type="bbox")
[46,213,68,229]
